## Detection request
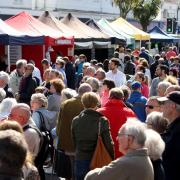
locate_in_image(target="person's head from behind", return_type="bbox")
[109,87,124,100]
[0,120,23,133]
[102,79,115,92]
[86,66,96,77]
[9,103,31,126]
[157,81,171,97]
[85,77,100,93]
[78,83,92,97]
[0,130,28,175]
[61,88,77,104]
[49,69,64,81]
[165,85,180,95]
[117,119,146,155]
[135,64,146,74]
[131,81,141,92]
[95,68,106,81]
[120,85,131,101]
[146,96,161,114]
[50,78,65,94]
[145,129,165,161]
[30,93,48,111]
[146,111,168,134]
[81,92,100,109]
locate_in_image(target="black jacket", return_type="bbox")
[162,117,180,180]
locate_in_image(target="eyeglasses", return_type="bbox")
[145,105,160,109]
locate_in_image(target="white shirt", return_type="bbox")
[33,66,42,84]
[106,70,126,87]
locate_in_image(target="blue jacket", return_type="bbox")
[127,91,147,122]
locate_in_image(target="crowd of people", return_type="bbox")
[0,45,180,180]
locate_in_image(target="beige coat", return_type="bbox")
[85,148,154,180]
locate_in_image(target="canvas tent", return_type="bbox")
[148,26,176,42]
[111,17,150,41]
[86,19,126,45]
[5,11,74,67]
[97,18,134,45]
[60,13,110,48]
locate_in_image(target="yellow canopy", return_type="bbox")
[111,17,150,41]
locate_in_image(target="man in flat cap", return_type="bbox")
[158,91,180,180]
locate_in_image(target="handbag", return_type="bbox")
[90,119,112,170]
[53,149,72,179]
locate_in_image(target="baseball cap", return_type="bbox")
[131,81,141,90]
[157,91,180,105]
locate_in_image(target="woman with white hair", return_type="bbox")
[145,129,165,180]
[0,98,17,121]
[146,112,168,134]
[0,71,13,98]
[85,119,154,180]
[31,93,57,131]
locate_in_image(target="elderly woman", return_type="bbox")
[146,112,168,134]
[31,93,57,131]
[72,92,114,180]
[0,98,17,121]
[0,71,13,98]
[47,79,65,111]
[145,129,165,180]
[157,81,171,97]
[85,119,154,180]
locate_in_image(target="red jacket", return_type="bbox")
[97,99,136,159]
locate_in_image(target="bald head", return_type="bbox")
[9,103,31,126]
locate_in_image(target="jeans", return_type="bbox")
[74,160,90,180]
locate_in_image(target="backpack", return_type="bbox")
[23,112,54,168]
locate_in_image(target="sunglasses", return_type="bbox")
[145,105,160,109]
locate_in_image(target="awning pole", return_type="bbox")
[7,45,10,73]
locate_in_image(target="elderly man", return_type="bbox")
[0,71,13,98]
[9,103,40,158]
[85,120,154,180]
[18,63,37,105]
[9,59,27,96]
[145,96,161,115]
[158,91,180,180]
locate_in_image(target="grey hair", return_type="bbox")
[145,129,165,160]
[158,81,171,95]
[0,88,6,102]
[96,69,106,80]
[0,98,17,114]
[109,87,124,100]
[146,112,168,133]
[78,83,92,96]
[16,59,27,68]
[86,66,96,76]
[61,88,78,103]
[85,77,100,93]
[31,93,48,108]
[0,71,10,84]
[120,118,147,147]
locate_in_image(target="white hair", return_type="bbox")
[86,77,100,93]
[120,118,147,147]
[61,88,77,104]
[31,93,48,108]
[78,83,92,96]
[0,71,10,85]
[0,88,6,102]
[158,81,171,95]
[145,129,165,160]
[0,98,17,114]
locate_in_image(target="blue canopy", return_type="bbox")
[148,26,175,42]
[0,19,44,45]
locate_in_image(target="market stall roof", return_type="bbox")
[111,17,150,41]
[97,18,135,45]
[0,19,44,45]
[86,19,126,44]
[148,26,176,42]
[5,11,68,39]
[60,13,110,41]
[38,11,82,38]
